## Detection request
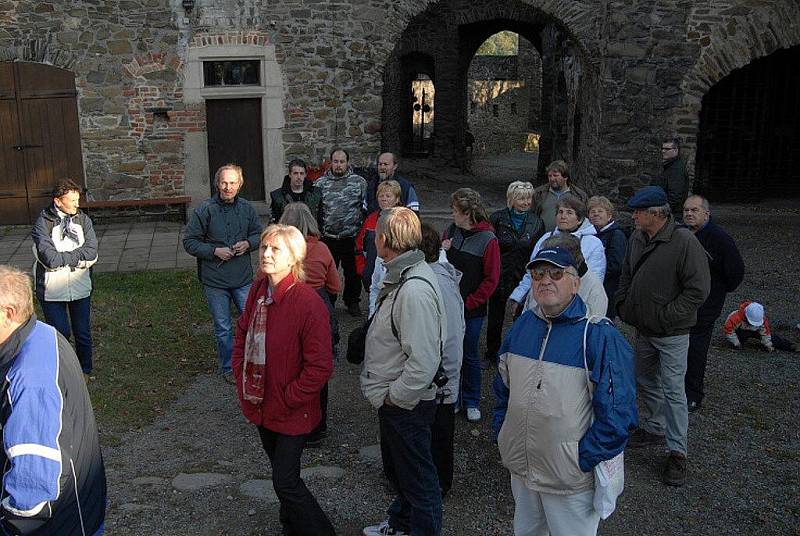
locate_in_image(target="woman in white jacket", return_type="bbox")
[509,196,606,307]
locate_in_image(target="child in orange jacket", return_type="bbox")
[723,301,797,352]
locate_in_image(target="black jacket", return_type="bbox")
[0,315,106,535]
[489,208,545,293]
[692,219,745,327]
[655,156,690,216]
[595,221,628,317]
[269,177,323,225]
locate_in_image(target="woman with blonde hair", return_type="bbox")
[485,181,545,367]
[232,224,335,535]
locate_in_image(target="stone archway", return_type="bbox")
[382,0,601,188]
[674,0,800,180]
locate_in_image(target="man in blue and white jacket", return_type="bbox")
[0,265,106,535]
[493,247,637,536]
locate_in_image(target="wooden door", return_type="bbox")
[0,62,84,224]
[206,98,265,201]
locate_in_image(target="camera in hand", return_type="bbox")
[431,365,448,388]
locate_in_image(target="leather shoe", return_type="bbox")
[688,400,701,413]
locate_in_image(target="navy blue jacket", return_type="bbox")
[595,221,628,317]
[693,219,744,327]
[0,316,106,535]
[183,195,262,289]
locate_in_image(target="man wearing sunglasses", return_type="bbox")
[493,247,637,535]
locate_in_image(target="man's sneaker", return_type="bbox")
[466,407,481,422]
[362,520,408,536]
[627,428,664,448]
[347,303,362,317]
[662,451,687,487]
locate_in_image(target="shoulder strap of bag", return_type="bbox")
[389,274,445,359]
[582,314,610,401]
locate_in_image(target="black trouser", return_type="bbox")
[485,284,512,363]
[736,328,796,351]
[685,322,714,405]
[379,400,442,535]
[310,383,329,439]
[430,402,455,497]
[257,427,335,536]
[322,236,360,307]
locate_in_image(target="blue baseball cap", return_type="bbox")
[627,186,668,209]
[526,247,577,271]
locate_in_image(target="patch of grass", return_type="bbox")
[82,270,216,432]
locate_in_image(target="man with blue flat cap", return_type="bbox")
[614,185,709,487]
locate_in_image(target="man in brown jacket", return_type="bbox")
[533,160,588,232]
[614,186,710,487]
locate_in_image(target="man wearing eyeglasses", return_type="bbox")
[493,247,637,535]
[614,186,710,487]
[655,137,691,222]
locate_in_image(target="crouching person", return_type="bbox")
[492,248,637,536]
[0,265,107,535]
[362,208,447,536]
[232,225,335,535]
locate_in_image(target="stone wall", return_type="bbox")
[467,39,542,156]
[1,0,799,213]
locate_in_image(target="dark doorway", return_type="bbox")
[695,46,800,201]
[0,62,84,224]
[206,98,265,201]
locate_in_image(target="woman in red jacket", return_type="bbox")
[232,224,335,535]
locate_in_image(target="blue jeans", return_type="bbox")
[460,316,485,409]
[379,400,441,535]
[41,296,93,374]
[203,283,250,374]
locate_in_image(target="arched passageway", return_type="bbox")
[694,46,800,201]
[382,0,599,187]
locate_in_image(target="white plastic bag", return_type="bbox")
[593,451,624,519]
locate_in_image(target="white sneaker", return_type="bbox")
[466,407,481,422]
[363,520,409,536]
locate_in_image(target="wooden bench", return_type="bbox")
[83,196,192,223]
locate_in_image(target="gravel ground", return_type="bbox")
[104,164,800,535]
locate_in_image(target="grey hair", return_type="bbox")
[279,202,321,238]
[687,194,711,213]
[647,203,672,218]
[0,265,34,322]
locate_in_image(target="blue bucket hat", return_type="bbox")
[627,186,668,209]
[526,247,578,271]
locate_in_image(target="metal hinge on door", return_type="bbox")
[11,144,43,151]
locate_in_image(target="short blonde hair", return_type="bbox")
[587,195,614,216]
[215,163,244,186]
[259,225,306,281]
[376,180,402,204]
[0,265,34,322]
[279,203,321,238]
[506,181,534,208]
[376,207,421,253]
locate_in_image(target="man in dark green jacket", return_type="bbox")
[655,137,691,222]
[614,186,710,488]
[183,164,262,382]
